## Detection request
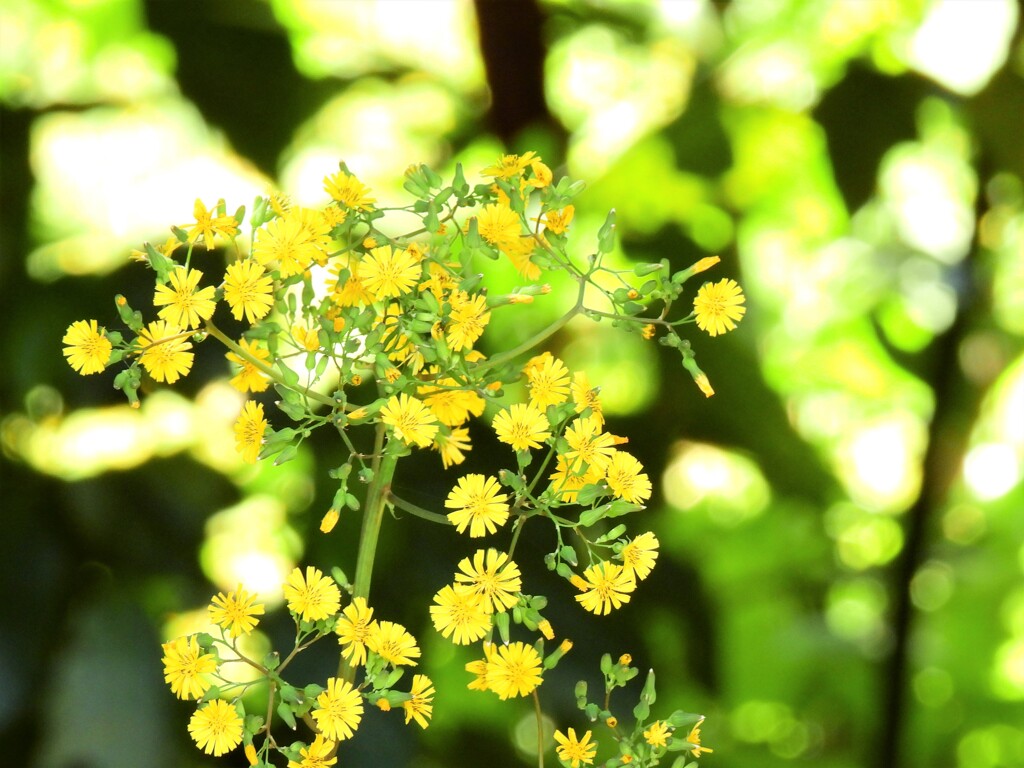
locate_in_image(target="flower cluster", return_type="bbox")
[65,152,732,765]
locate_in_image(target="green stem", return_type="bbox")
[389,492,452,525]
[338,423,397,682]
[480,291,584,374]
[533,689,545,768]
[204,319,339,409]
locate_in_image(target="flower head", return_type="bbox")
[447,291,491,352]
[445,474,510,537]
[572,561,636,615]
[188,699,243,756]
[187,198,239,250]
[62,319,112,375]
[454,549,521,613]
[485,641,543,699]
[693,278,745,337]
[253,214,317,278]
[525,352,570,410]
[287,734,337,768]
[162,634,217,700]
[644,720,671,748]
[226,338,271,393]
[554,727,597,767]
[367,620,421,666]
[284,566,341,623]
[360,245,421,299]
[686,718,714,757]
[209,584,265,638]
[571,370,604,427]
[224,260,274,324]
[544,205,575,235]
[476,203,521,249]
[482,151,537,180]
[380,394,439,448]
[493,402,551,452]
[138,320,193,384]
[433,426,472,468]
[403,674,435,729]
[336,597,376,667]
[153,267,216,330]
[430,584,491,645]
[563,415,617,474]
[233,400,267,464]
[324,171,375,210]
[604,450,652,504]
[313,677,363,742]
[620,531,659,581]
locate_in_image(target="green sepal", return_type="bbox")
[633,262,664,277]
[453,163,470,198]
[276,700,297,730]
[244,714,265,736]
[575,483,608,510]
[594,524,627,544]
[276,400,306,422]
[584,702,600,721]
[597,209,617,254]
[633,699,650,722]
[600,653,613,675]
[640,668,657,705]
[493,609,510,645]
[498,469,524,492]
[279,684,301,704]
[262,651,280,670]
[667,711,703,728]
[273,444,299,466]
[558,545,578,567]
[575,680,588,705]
[276,359,300,386]
[144,242,175,283]
[114,295,144,333]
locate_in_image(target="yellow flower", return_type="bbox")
[328,256,375,307]
[571,370,604,427]
[485,641,543,699]
[549,454,604,504]
[694,372,714,398]
[313,677,364,742]
[528,158,552,188]
[482,151,537,179]
[604,450,652,504]
[544,204,575,235]
[320,507,340,533]
[253,214,320,278]
[686,717,714,757]
[187,198,239,250]
[644,720,671,748]
[433,426,472,468]
[162,635,216,700]
[224,259,274,324]
[323,170,375,210]
[367,620,421,666]
[493,402,551,451]
[287,734,337,768]
[693,278,746,337]
[429,584,491,645]
[226,339,271,393]
[188,699,243,756]
[403,674,435,729]
[209,583,265,638]
[291,323,320,352]
[233,400,267,464]
[504,234,542,280]
[138,320,193,384]
[62,319,112,375]
[153,267,216,330]
[573,561,636,615]
[447,291,491,352]
[476,203,521,248]
[360,245,421,299]
[453,549,522,613]
[445,474,510,537]
[284,566,341,623]
[465,656,490,691]
[619,532,659,581]
[525,352,570,410]
[563,415,617,474]
[418,371,485,427]
[380,393,439,448]
[554,727,597,767]
[336,597,377,667]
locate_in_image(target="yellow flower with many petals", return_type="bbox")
[223,260,274,324]
[287,734,337,768]
[323,170,375,210]
[336,597,376,667]
[445,474,510,537]
[367,620,421,666]
[403,674,435,729]
[554,728,597,767]
[226,339,271,393]
[644,720,671,748]
[153,267,216,330]
[481,151,537,180]
[433,426,472,469]
[686,717,714,757]
[604,450,652,504]
[571,561,636,615]
[188,699,243,756]
[619,531,659,581]
[570,370,604,427]
[525,352,570,410]
[430,584,491,645]
[544,204,575,235]
[493,402,550,452]
[693,278,745,337]
[284,566,341,623]
[233,400,267,464]
[313,677,363,742]
[446,291,491,352]
[187,198,239,250]
[476,203,521,249]
[380,393,439,448]
[62,319,112,375]
[138,320,193,384]
[208,584,265,638]
[453,549,521,613]
[563,415,617,474]
[485,641,543,699]
[360,245,421,299]
[161,634,216,700]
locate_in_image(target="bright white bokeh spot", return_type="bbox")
[663,441,770,525]
[839,416,923,511]
[909,0,1019,96]
[963,442,1021,501]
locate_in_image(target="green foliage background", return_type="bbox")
[2,1,1024,767]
